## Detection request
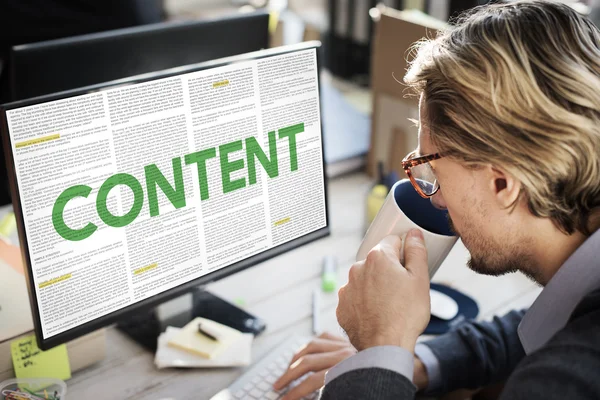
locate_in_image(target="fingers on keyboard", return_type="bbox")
[227,337,320,400]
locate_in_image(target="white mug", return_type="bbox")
[357,179,458,278]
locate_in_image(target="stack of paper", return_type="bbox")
[155,318,253,369]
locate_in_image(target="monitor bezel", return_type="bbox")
[9,10,270,101]
[0,41,330,350]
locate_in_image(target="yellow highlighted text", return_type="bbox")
[134,263,158,275]
[39,273,72,289]
[16,134,60,149]
[212,80,230,88]
[274,217,290,226]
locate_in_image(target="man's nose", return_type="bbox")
[430,191,447,210]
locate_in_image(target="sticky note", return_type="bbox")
[0,212,16,238]
[0,239,24,274]
[268,11,279,35]
[11,335,71,381]
[167,317,242,359]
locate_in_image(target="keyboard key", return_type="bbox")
[219,337,312,400]
[275,357,289,368]
[271,369,284,379]
[265,391,280,400]
[274,363,286,371]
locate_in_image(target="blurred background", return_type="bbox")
[0,0,598,207]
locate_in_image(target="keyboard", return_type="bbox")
[210,335,319,400]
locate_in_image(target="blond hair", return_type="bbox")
[405,0,600,235]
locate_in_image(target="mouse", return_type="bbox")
[430,288,459,320]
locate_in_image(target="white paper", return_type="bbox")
[155,326,253,369]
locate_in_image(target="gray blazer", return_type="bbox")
[320,288,600,399]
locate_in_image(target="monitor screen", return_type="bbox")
[9,12,270,101]
[1,43,328,349]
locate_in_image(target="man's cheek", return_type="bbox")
[446,214,456,234]
[446,209,461,236]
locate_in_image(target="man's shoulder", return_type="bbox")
[544,286,600,349]
[501,288,600,399]
[569,287,600,324]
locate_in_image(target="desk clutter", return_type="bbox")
[155,318,254,369]
[0,378,67,400]
[10,335,70,382]
[1,333,70,400]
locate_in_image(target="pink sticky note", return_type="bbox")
[0,239,24,275]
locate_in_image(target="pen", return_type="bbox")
[312,288,321,335]
[198,323,220,341]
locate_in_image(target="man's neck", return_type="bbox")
[529,220,587,286]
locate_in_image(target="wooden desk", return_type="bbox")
[64,172,540,399]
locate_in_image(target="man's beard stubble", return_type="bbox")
[446,214,541,283]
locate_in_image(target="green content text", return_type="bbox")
[52,123,305,241]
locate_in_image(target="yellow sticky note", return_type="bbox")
[0,212,16,238]
[269,11,279,35]
[167,317,242,359]
[11,335,71,381]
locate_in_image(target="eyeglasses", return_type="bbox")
[401,150,443,198]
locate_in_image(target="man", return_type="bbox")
[273,1,600,398]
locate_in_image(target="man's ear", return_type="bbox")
[488,166,521,208]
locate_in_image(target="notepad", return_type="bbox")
[167,317,243,359]
[156,327,252,369]
[11,334,71,381]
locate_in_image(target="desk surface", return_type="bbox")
[43,172,540,399]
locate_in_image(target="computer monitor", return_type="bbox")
[8,11,270,101]
[0,11,270,207]
[0,42,329,350]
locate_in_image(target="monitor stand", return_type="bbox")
[116,287,266,351]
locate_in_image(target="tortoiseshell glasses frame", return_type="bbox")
[401,150,443,198]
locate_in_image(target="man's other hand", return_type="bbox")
[336,230,431,352]
[273,332,356,400]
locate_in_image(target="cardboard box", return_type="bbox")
[303,22,321,42]
[269,10,324,48]
[367,7,448,177]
